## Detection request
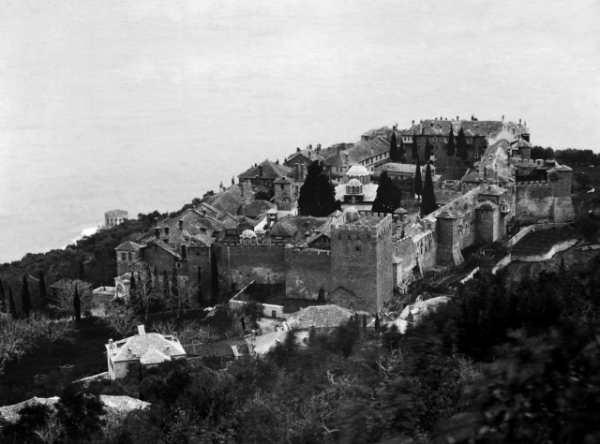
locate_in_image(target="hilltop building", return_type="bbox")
[105,210,128,228]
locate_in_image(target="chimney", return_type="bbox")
[412,120,415,127]
[219,181,224,192]
[308,151,312,160]
[316,144,321,154]
[154,227,160,238]
[297,147,301,153]
[178,220,183,231]
[231,176,235,185]
[137,325,146,335]
[109,339,114,349]
[456,116,459,121]
[519,118,522,125]
[502,115,505,122]
[164,226,169,236]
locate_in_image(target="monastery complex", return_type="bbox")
[115,117,575,313]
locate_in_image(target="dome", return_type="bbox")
[240,229,257,239]
[346,178,364,196]
[346,165,370,177]
[347,178,362,187]
[342,206,360,223]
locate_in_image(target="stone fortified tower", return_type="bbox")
[329,211,393,312]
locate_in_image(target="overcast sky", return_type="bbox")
[1,0,598,157]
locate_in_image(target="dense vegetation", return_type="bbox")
[3,253,600,443]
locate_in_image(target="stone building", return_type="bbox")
[105,325,186,380]
[105,210,128,228]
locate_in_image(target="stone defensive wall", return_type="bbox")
[331,214,393,239]
[515,182,555,222]
[505,222,572,248]
[511,238,579,263]
[284,248,332,300]
[214,244,286,290]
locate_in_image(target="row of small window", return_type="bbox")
[404,137,475,144]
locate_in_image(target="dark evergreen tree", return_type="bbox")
[375,314,380,332]
[398,138,406,162]
[129,273,138,309]
[456,127,468,161]
[446,125,455,157]
[240,316,246,332]
[38,270,48,309]
[298,160,340,217]
[0,279,5,313]
[421,163,437,216]
[8,286,16,318]
[389,131,399,162]
[317,286,326,304]
[372,171,402,214]
[424,138,432,163]
[362,314,367,329]
[21,275,32,317]
[78,261,85,280]
[411,136,419,162]
[414,158,423,202]
[73,284,81,322]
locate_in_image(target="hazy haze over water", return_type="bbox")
[1,0,599,263]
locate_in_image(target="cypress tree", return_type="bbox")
[21,275,32,317]
[398,138,406,162]
[298,160,340,217]
[389,131,398,162]
[73,284,81,322]
[129,273,137,307]
[0,279,5,313]
[414,158,423,202]
[457,127,468,161]
[411,136,419,162]
[8,286,16,318]
[424,139,432,163]
[78,261,85,280]
[373,172,402,214]
[317,286,326,304]
[240,316,246,332]
[362,314,367,329]
[447,125,455,157]
[38,271,48,309]
[421,163,437,216]
[374,314,380,332]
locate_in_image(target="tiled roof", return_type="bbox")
[361,126,393,139]
[105,209,128,218]
[285,148,324,164]
[323,152,346,168]
[238,200,274,219]
[479,184,508,196]
[238,160,294,180]
[115,241,144,252]
[346,165,371,176]
[400,119,529,139]
[344,136,390,164]
[286,304,354,329]
[108,332,186,363]
[269,219,298,238]
[139,346,172,365]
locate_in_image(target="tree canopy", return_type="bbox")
[414,158,423,199]
[446,125,455,157]
[372,171,402,214]
[421,163,437,216]
[456,127,468,161]
[298,160,341,217]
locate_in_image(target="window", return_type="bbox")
[127,253,132,261]
[355,246,361,252]
[272,310,277,318]
[121,253,126,261]
[433,137,437,142]
[176,262,182,268]
[474,154,479,159]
